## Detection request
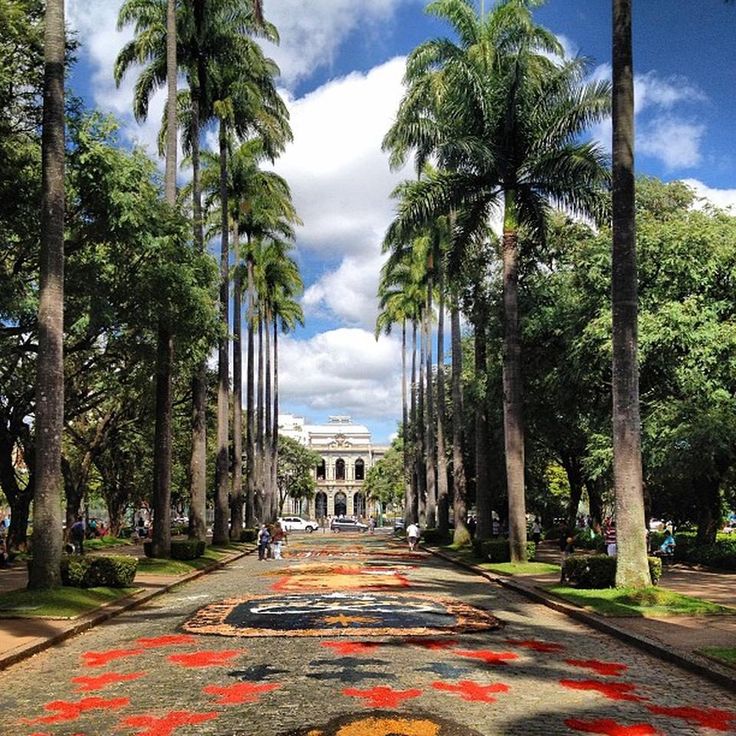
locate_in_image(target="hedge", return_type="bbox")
[561,554,662,589]
[143,540,206,560]
[239,528,258,543]
[60,555,138,588]
[472,538,537,563]
[647,531,736,570]
[420,528,452,545]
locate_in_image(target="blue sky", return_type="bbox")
[67,0,736,444]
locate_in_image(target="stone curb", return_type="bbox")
[0,544,257,672]
[424,545,736,694]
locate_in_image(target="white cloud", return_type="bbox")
[639,118,705,170]
[303,253,387,328]
[262,0,420,88]
[278,329,402,419]
[681,179,736,211]
[275,57,410,259]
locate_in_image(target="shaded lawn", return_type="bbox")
[442,545,559,576]
[137,543,246,576]
[0,586,139,619]
[700,647,736,668]
[85,536,132,551]
[546,585,736,617]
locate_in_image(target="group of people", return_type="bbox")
[257,522,287,560]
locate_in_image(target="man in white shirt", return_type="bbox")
[406,522,420,551]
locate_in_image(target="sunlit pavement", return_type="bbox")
[1,531,734,736]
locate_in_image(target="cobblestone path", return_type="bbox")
[1,532,734,736]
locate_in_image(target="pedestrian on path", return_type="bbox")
[604,519,617,556]
[406,522,420,551]
[271,523,286,560]
[71,516,86,555]
[558,524,574,583]
[257,525,271,561]
[532,517,542,546]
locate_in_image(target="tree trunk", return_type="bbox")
[213,121,230,546]
[409,321,419,524]
[187,34,207,543]
[424,285,437,528]
[451,299,470,546]
[264,306,274,521]
[695,475,722,545]
[150,0,177,559]
[245,252,256,527]
[151,325,174,558]
[256,313,267,521]
[436,280,449,535]
[612,0,650,587]
[474,312,491,541]
[562,454,584,528]
[402,320,412,526]
[417,315,427,526]
[29,0,65,589]
[271,318,280,523]
[501,194,528,563]
[230,245,244,541]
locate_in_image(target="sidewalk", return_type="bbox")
[428,541,736,691]
[0,542,255,670]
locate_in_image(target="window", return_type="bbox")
[316,459,326,480]
[336,458,346,481]
[354,458,365,481]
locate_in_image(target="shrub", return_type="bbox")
[170,539,206,560]
[421,528,451,545]
[573,529,605,552]
[60,555,137,588]
[239,528,258,543]
[472,538,536,562]
[562,554,662,589]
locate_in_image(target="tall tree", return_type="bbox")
[611,0,650,586]
[386,0,610,561]
[28,0,65,589]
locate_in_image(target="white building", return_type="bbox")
[278,414,388,520]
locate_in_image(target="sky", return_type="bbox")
[66,0,736,444]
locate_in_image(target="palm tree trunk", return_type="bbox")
[150,0,177,559]
[502,194,528,563]
[272,317,280,522]
[451,298,470,545]
[612,0,650,586]
[264,306,275,521]
[436,274,449,535]
[409,321,419,524]
[213,121,230,546]
[29,0,65,589]
[424,285,437,528]
[230,242,244,541]
[474,309,491,541]
[245,251,256,527]
[417,315,427,526]
[401,320,412,526]
[187,7,207,543]
[257,312,266,520]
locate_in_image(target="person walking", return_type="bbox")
[604,519,617,556]
[532,517,542,546]
[406,522,420,552]
[271,523,286,560]
[70,515,86,555]
[257,524,271,561]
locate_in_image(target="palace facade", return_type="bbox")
[278,414,388,520]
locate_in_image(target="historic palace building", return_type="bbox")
[278,414,388,520]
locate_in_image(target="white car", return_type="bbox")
[278,516,319,533]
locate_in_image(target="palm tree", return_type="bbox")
[386,0,610,561]
[28,0,65,589]
[611,0,649,586]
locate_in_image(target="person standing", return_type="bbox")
[531,517,542,546]
[257,524,271,561]
[604,519,617,556]
[271,523,286,560]
[70,515,86,555]
[406,522,420,551]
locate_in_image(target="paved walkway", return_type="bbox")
[0,532,734,735]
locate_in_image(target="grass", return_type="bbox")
[546,584,736,617]
[0,586,139,619]
[482,561,560,576]
[700,647,736,668]
[85,536,132,551]
[137,543,244,576]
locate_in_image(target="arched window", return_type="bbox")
[334,492,347,517]
[354,458,365,481]
[316,459,326,480]
[315,492,328,519]
[353,492,366,518]
[335,458,346,481]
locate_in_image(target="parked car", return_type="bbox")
[331,518,368,533]
[278,516,319,533]
[393,518,405,531]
